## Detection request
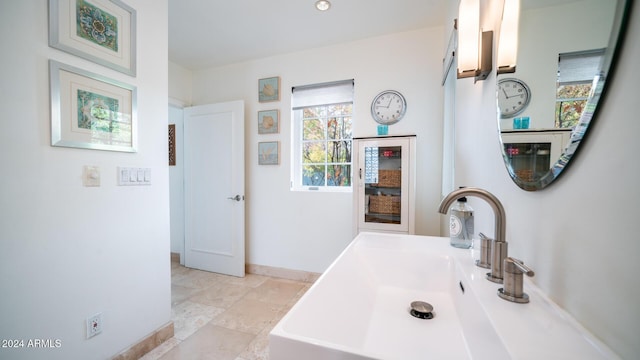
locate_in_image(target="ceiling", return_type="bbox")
[168,0,448,70]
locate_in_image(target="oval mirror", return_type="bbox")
[496,0,632,191]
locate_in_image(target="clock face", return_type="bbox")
[497,78,531,118]
[371,90,407,125]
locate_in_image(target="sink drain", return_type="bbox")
[409,301,434,320]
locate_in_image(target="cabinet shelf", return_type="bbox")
[365,213,401,224]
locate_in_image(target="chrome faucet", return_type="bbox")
[438,187,508,283]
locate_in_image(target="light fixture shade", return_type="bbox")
[497,0,521,73]
[315,0,331,11]
[457,0,480,77]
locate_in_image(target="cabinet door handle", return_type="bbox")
[359,168,362,179]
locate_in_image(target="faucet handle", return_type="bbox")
[486,240,508,284]
[475,233,492,269]
[505,257,534,276]
[498,257,534,304]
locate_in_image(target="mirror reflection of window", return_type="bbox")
[555,49,604,129]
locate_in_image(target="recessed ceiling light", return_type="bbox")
[315,0,331,11]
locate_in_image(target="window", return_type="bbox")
[555,49,604,128]
[291,80,354,192]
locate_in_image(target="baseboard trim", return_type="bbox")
[112,321,174,360]
[246,263,321,283]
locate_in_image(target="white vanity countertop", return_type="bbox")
[270,232,619,360]
[445,236,618,359]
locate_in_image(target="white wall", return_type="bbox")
[179,28,444,273]
[452,0,640,358]
[0,2,171,359]
[168,61,192,107]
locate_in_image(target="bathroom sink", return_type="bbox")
[270,232,617,360]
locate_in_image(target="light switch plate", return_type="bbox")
[118,167,151,186]
[83,166,100,187]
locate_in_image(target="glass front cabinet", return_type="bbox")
[501,130,571,182]
[352,136,416,235]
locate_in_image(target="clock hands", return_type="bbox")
[375,96,395,109]
[502,88,522,99]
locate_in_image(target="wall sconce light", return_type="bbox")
[497,0,521,74]
[457,0,493,82]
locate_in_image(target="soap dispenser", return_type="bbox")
[449,190,474,249]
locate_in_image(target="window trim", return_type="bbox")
[291,104,353,193]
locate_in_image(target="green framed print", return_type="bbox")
[49,0,137,76]
[258,109,280,134]
[258,141,280,165]
[50,60,137,152]
[258,76,280,102]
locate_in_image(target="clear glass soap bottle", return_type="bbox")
[450,196,474,249]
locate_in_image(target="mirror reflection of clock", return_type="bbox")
[498,78,531,118]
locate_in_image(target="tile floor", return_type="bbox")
[140,260,312,360]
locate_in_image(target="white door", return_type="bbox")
[183,100,245,277]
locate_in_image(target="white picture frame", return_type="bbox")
[49,0,137,76]
[50,60,137,152]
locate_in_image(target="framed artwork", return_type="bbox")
[168,124,176,165]
[258,76,280,102]
[258,141,280,165]
[50,60,137,152]
[49,0,137,76]
[258,109,280,134]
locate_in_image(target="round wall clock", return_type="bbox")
[371,90,407,125]
[497,78,531,118]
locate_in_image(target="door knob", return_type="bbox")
[227,195,242,201]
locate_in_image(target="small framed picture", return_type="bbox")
[258,76,280,102]
[258,109,280,134]
[49,60,137,152]
[49,0,137,76]
[168,124,176,165]
[258,141,280,165]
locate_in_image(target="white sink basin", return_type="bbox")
[270,232,618,360]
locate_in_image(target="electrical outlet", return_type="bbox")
[86,313,103,338]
